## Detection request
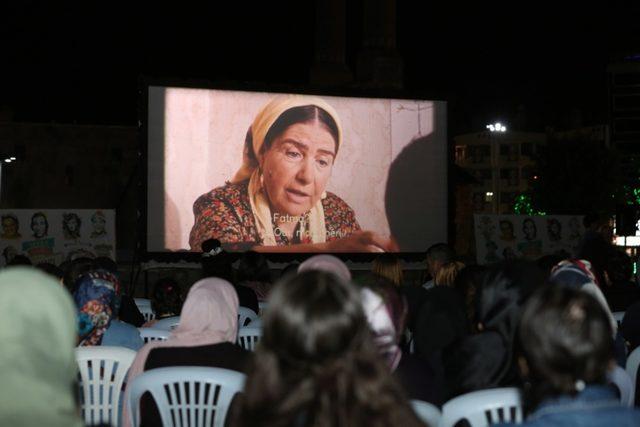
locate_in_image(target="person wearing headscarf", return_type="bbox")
[122,278,249,427]
[549,259,617,336]
[0,267,83,427]
[361,282,438,404]
[188,95,396,253]
[298,254,352,282]
[74,269,143,350]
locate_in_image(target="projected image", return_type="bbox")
[147,87,448,253]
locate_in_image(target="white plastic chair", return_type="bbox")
[440,387,522,427]
[247,317,262,328]
[238,306,258,327]
[138,327,171,343]
[411,400,441,427]
[608,365,634,407]
[237,326,262,351]
[76,346,137,427]
[153,316,180,331]
[126,366,245,427]
[134,298,156,322]
[626,346,640,406]
[613,311,625,327]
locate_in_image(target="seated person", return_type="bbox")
[74,270,144,351]
[123,278,249,427]
[231,270,422,427]
[0,267,83,427]
[142,277,183,327]
[499,285,640,426]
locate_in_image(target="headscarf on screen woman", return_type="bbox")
[230,95,343,246]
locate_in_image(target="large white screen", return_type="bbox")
[147,86,447,252]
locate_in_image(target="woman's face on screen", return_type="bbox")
[261,121,336,217]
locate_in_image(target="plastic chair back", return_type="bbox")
[134,298,156,322]
[626,346,640,406]
[76,346,136,427]
[127,366,245,427]
[411,400,441,427]
[237,326,262,351]
[153,316,180,331]
[258,301,268,316]
[238,306,258,328]
[440,387,522,427]
[138,327,172,343]
[608,365,634,407]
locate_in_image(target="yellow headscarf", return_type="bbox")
[230,95,343,246]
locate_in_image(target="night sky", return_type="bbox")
[2,2,639,134]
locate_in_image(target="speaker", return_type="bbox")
[616,205,638,236]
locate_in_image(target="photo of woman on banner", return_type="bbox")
[517,217,543,259]
[188,95,397,253]
[1,214,21,239]
[62,213,82,240]
[30,212,49,239]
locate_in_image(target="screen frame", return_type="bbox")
[138,76,452,263]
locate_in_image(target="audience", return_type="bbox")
[453,264,487,332]
[74,269,143,351]
[123,277,249,427]
[142,277,183,327]
[231,270,423,427]
[423,243,455,290]
[372,253,404,287]
[298,254,352,282]
[0,267,83,427]
[602,249,640,312]
[434,261,465,287]
[501,285,640,426]
[444,260,542,398]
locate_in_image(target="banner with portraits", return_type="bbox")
[0,209,115,266]
[474,215,585,264]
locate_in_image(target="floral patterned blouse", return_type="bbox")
[189,181,361,251]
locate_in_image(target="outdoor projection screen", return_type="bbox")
[147,86,447,253]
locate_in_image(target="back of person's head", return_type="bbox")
[236,251,271,283]
[7,254,32,266]
[93,256,118,275]
[435,261,465,287]
[478,260,543,333]
[35,262,64,281]
[298,254,351,282]
[519,285,613,412]
[426,243,454,264]
[0,267,83,426]
[236,270,420,427]
[151,277,183,317]
[201,239,234,282]
[279,262,299,280]
[372,254,403,287]
[454,264,487,330]
[74,269,121,346]
[62,257,95,294]
[605,249,633,284]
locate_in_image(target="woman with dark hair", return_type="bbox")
[232,270,423,427]
[189,96,396,253]
[236,251,271,306]
[142,277,183,327]
[501,286,640,426]
[444,260,542,398]
[62,213,81,239]
[30,212,48,239]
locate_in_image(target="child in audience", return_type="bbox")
[500,285,640,426]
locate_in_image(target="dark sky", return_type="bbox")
[2,2,639,133]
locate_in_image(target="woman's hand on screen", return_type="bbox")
[325,231,398,253]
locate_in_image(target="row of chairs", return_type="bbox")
[138,325,263,352]
[75,344,640,427]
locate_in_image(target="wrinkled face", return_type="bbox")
[260,121,336,217]
[2,218,17,236]
[32,216,47,237]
